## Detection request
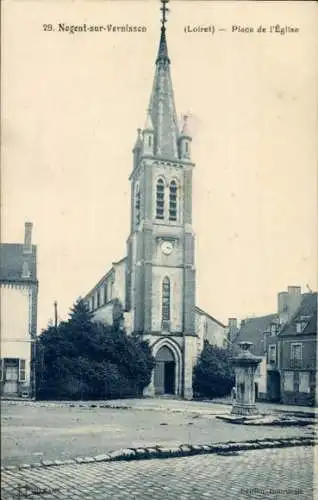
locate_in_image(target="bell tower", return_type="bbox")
[126,0,196,399]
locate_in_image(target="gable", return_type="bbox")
[0,244,37,283]
[233,314,277,356]
[279,293,317,337]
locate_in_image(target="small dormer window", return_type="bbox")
[296,322,306,333]
[22,261,30,278]
[270,323,278,336]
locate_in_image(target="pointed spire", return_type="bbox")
[156,27,170,65]
[144,109,154,131]
[146,0,179,160]
[133,128,142,150]
[156,0,170,64]
[180,115,191,138]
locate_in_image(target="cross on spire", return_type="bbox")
[160,0,170,28]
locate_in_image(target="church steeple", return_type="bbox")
[127,0,196,401]
[156,25,170,65]
[147,0,179,160]
[156,0,170,64]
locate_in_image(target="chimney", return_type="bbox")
[228,318,237,329]
[287,285,301,296]
[23,222,33,253]
[278,286,302,323]
[228,317,238,342]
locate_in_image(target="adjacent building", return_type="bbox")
[82,8,226,399]
[228,314,276,401]
[229,286,318,406]
[0,222,38,398]
[268,289,317,406]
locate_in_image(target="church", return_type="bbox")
[83,1,226,400]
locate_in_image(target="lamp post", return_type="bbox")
[54,301,58,331]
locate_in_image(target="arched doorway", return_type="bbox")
[154,346,176,395]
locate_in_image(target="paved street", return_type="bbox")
[2,446,316,499]
[1,401,314,467]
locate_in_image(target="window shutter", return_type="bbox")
[19,359,26,382]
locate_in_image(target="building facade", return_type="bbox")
[229,286,317,406]
[0,222,38,398]
[228,314,276,401]
[267,288,317,406]
[83,9,226,399]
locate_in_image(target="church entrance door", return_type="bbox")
[154,346,175,395]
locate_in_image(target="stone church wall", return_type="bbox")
[195,311,227,354]
[92,303,113,325]
[112,259,126,304]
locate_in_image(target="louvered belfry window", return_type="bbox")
[156,179,165,219]
[162,277,171,321]
[135,184,141,225]
[169,181,177,221]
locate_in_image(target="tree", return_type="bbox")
[193,340,235,399]
[36,299,155,400]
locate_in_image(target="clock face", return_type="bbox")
[161,241,173,255]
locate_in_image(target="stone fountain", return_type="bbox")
[231,341,262,417]
[217,341,307,427]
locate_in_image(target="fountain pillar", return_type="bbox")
[231,341,262,416]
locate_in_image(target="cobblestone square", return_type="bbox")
[2,400,314,467]
[1,446,316,499]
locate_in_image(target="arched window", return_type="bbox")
[156,178,165,219]
[135,184,140,225]
[162,277,171,321]
[169,180,177,221]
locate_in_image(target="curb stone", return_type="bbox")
[94,454,111,462]
[4,465,18,471]
[41,460,54,466]
[82,457,95,463]
[2,436,317,473]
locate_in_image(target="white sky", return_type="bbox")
[2,1,317,331]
